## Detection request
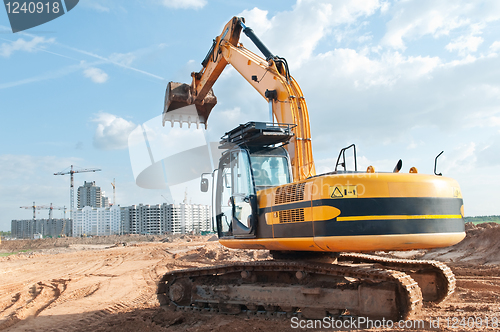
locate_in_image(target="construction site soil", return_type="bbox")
[1,223,500,331]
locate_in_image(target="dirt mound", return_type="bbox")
[0,234,198,252]
[174,244,271,263]
[424,222,500,264]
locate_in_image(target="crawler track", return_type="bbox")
[157,260,422,320]
[339,253,455,303]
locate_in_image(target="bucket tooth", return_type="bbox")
[163,82,217,128]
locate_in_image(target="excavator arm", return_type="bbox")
[163,16,315,181]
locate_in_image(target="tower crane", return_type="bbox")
[20,201,43,220]
[19,202,46,238]
[111,178,116,206]
[38,203,65,220]
[54,165,101,220]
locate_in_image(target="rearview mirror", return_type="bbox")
[200,178,209,192]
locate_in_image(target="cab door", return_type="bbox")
[215,148,257,239]
[215,153,233,238]
[230,149,257,238]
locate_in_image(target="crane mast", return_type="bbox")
[111,178,116,206]
[20,201,41,220]
[54,165,102,221]
[41,203,65,220]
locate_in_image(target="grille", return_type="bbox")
[274,182,306,205]
[278,208,305,223]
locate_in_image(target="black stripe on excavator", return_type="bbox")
[260,197,463,216]
[270,217,464,238]
[317,197,463,217]
[272,221,314,237]
[312,217,464,237]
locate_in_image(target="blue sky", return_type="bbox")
[1,0,500,231]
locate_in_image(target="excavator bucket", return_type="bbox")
[162,82,217,128]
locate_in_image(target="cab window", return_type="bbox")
[250,156,290,188]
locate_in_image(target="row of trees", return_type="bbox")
[464,216,500,223]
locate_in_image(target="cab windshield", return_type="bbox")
[250,156,290,188]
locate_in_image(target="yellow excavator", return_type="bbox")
[157,17,465,320]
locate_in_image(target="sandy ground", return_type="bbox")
[1,223,500,331]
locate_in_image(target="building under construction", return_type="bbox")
[77,181,109,208]
[12,202,211,238]
[11,218,72,239]
[122,203,210,235]
[73,205,121,237]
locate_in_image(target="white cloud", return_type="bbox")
[490,41,500,52]
[83,67,109,83]
[0,36,55,57]
[0,155,75,182]
[159,0,206,9]
[206,1,500,153]
[109,52,136,66]
[442,142,477,174]
[297,50,500,146]
[78,0,111,12]
[93,113,138,150]
[86,3,109,12]
[446,35,484,56]
[310,48,441,89]
[69,46,165,81]
[238,0,382,66]
[478,141,500,165]
[381,0,500,50]
[380,1,390,14]
[0,62,83,89]
[0,154,82,230]
[239,7,272,32]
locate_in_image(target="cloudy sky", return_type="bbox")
[1,0,500,231]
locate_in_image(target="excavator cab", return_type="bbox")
[213,122,294,239]
[214,145,293,240]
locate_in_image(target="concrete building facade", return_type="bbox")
[77,181,109,208]
[122,204,163,235]
[13,203,211,238]
[122,203,210,235]
[164,203,211,234]
[73,205,122,237]
[102,195,109,208]
[11,218,72,239]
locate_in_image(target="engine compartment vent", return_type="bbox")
[279,208,305,223]
[275,182,306,205]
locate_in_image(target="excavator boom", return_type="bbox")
[162,17,242,126]
[163,16,315,180]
